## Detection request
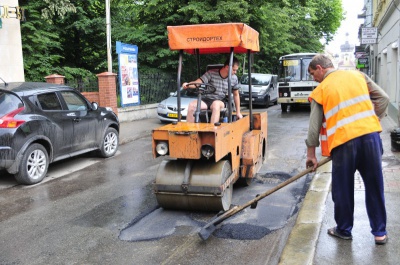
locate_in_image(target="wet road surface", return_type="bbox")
[0,104,315,264]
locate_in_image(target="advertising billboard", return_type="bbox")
[116,41,140,107]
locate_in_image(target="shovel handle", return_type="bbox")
[200,157,332,235]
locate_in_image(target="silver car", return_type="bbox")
[157,89,197,122]
[239,73,278,107]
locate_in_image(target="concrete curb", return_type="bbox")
[278,161,332,265]
[117,103,158,123]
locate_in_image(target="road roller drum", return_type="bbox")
[154,159,233,212]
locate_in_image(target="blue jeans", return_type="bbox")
[331,132,387,237]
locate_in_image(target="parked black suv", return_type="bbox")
[0,82,120,185]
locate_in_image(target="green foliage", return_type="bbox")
[112,0,343,74]
[20,1,63,81]
[41,0,76,20]
[20,0,343,83]
[20,0,107,81]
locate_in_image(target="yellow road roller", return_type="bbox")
[152,23,267,212]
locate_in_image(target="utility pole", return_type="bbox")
[106,0,112,72]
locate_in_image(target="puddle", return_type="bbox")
[119,207,205,241]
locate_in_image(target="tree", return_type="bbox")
[112,0,343,74]
[19,0,343,81]
[19,1,64,81]
[20,0,103,81]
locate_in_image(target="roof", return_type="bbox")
[167,23,260,54]
[278,53,318,60]
[0,82,73,97]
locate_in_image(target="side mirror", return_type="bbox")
[91,102,99,110]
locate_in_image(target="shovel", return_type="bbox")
[198,157,332,241]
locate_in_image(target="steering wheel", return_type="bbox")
[186,82,216,95]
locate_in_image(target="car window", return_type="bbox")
[37,93,63,111]
[0,92,23,116]
[60,91,88,111]
[240,74,270,86]
[302,58,314,81]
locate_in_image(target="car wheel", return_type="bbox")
[99,127,119,158]
[15,143,49,185]
[281,103,288,112]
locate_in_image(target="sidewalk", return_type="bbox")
[119,117,161,145]
[280,115,400,265]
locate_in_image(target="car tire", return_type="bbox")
[281,103,288,112]
[15,143,49,185]
[98,127,119,158]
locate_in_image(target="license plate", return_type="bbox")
[295,99,308,103]
[167,113,178,118]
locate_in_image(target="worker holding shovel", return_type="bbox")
[306,54,389,245]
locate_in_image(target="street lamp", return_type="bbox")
[106,0,112,72]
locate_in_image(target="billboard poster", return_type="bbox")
[116,41,140,107]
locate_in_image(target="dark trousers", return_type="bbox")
[331,132,387,237]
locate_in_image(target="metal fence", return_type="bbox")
[138,73,178,104]
[115,72,179,105]
[67,72,182,105]
[66,79,99,93]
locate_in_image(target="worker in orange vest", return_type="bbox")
[305,54,389,245]
[308,68,387,158]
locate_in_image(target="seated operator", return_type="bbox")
[182,57,243,123]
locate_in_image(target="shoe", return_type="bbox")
[327,227,353,240]
[375,235,388,245]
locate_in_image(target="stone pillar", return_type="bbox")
[97,72,118,115]
[45,74,65,84]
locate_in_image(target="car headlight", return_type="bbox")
[156,141,168,156]
[158,103,166,109]
[201,144,214,159]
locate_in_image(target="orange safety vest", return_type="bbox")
[308,96,330,156]
[320,117,330,156]
[310,70,382,153]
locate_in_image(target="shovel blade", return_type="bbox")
[198,223,216,241]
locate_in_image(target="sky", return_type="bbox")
[325,0,365,55]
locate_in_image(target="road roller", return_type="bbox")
[152,23,267,212]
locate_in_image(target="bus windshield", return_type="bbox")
[278,56,315,82]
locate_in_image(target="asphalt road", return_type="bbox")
[0,104,315,265]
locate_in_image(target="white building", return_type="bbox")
[0,0,24,82]
[361,0,400,125]
[337,34,356,70]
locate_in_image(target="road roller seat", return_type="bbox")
[198,108,228,123]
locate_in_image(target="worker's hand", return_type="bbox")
[306,157,318,171]
[236,113,243,120]
[182,82,188,89]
